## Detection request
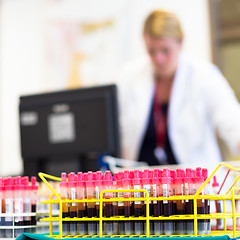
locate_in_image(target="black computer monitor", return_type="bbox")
[19,84,121,177]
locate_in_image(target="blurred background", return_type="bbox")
[0,0,239,176]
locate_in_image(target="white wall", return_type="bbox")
[0,0,46,176]
[0,0,210,176]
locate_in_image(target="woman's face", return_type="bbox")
[144,34,182,79]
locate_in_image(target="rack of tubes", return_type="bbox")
[38,162,240,239]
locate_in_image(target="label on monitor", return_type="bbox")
[48,112,76,143]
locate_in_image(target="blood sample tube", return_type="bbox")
[152,173,163,235]
[112,172,118,235]
[103,171,113,236]
[0,178,4,238]
[175,171,185,235]
[68,173,77,236]
[31,177,38,233]
[170,170,177,218]
[158,169,163,220]
[184,168,194,235]
[126,170,135,232]
[86,172,96,235]
[60,173,69,236]
[76,172,87,235]
[195,168,205,235]
[22,176,32,231]
[129,170,135,216]
[142,170,148,215]
[95,171,103,235]
[202,168,211,234]
[14,176,24,237]
[4,177,14,238]
[123,177,133,235]
[162,168,173,235]
[133,170,143,235]
[116,172,124,235]
[170,170,177,233]
[142,172,153,235]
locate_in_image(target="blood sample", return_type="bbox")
[76,172,87,235]
[175,171,185,235]
[162,168,173,235]
[68,173,77,236]
[95,171,103,235]
[142,170,148,215]
[4,178,14,238]
[104,171,113,236]
[123,177,133,235]
[112,173,118,235]
[158,170,163,219]
[116,172,124,235]
[22,176,32,233]
[14,176,24,237]
[202,168,211,234]
[184,168,194,235]
[0,178,4,238]
[133,170,143,235]
[195,168,205,235]
[170,170,177,218]
[31,177,38,233]
[142,171,153,235]
[129,170,135,216]
[86,172,97,235]
[60,173,69,236]
[212,176,223,230]
[152,173,163,235]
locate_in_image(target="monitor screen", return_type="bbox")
[19,84,121,176]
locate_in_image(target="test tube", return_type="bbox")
[76,172,87,235]
[148,169,154,228]
[22,176,32,233]
[175,170,185,235]
[170,170,177,218]
[202,168,211,234]
[103,171,113,236]
[4,178,14,238]
[152,172,163,235]
[133,170,143,235]
[195,168,205,235]
[60,173,69,236]
[142,170,153,235]
[0,178,5,238]
[129,170,135,216]
[31,177,38,233]
[170,170,176,233]
[95,171,103,235]
[68,173,77,236]
[184,168,194,235]
[162,168,174,235]
[116,172,124,235]
[86,172,97,235]
[14,176,24,237]
[112,173,118,235]
[123,177,133,235]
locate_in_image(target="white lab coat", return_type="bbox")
[117,54,240,165]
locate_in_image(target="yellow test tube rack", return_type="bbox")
[39,162,240,239]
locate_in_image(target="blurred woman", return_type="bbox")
[118,10,240,166]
